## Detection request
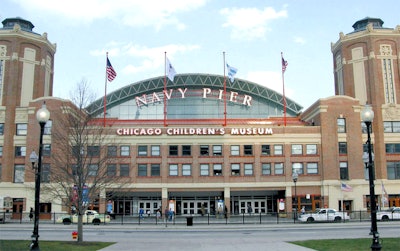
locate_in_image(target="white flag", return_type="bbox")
[226,63,238,82]
[166,58,177,82]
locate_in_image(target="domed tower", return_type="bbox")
[0,17,56,183]
[331,17,400,107]
[0,17,56,105]
[331,18,400,181]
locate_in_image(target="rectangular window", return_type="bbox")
[0,146,3,157]
[382,121,393,133]
[244,145,253,155]
[306,144,317,155]
[41,164,50,183]
[231,163,240,176]
[338,142,347,154]
[120,164,130,177]
[291,144,302,155]
[138,145,148,156]
[200,164,209,176]
[151,145,160,156]
[274,163,284,175]
[138,164,147,176]
[274,145,283,155]
[72,164,78,176]
[43,120,52,135]
[14,164,25,183]
[261,145,271,155]
[151,164,160,176]
[385,143,400,153]
[107,146,117,157]
[213,164,222,176]
[392,122,400,132]
[387,162,400,180]
[200,145,209,156]
[120,146,130,156]
[182,145,191,156]
[340,162,349,180]
[169,164,178,176]
[261,163,271,175]
[16,123,27,135]
[15,146,26,157]
[107,164,116,177]
[88,164,98,176]
[182,164,191,176]
[306,163,318,174]
[292,162,303,174]
[231,145,240,156]
[244,163,253,175]
[87,146,100,156]
[42,144,51,156]
[169,145,178,156]
[0,123,4,135]
[212,145,222,156]
[337,118,346,133]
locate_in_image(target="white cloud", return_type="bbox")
[220,6,287,40]
[247,71,293,98]
[11,0,208,30]
[90,43,200,75]
[294,36,306,45]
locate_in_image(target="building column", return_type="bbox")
[224,187,231,217]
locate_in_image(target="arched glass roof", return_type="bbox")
[86,73,302,120]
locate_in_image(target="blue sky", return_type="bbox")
[2,0,399,109]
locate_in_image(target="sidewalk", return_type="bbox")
[93,223,317,251]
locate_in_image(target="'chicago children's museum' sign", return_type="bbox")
[116,127,273,136]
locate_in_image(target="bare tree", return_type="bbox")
[42,79,123,242]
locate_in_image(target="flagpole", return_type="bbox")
[103,52,108,127]
[164,52,167,127]
[223,51,227,126]
[281,52,287,126]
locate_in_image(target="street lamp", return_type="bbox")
[361,104,381,251]
[292,171,298,224]
[30,102,50,251]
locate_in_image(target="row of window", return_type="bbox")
[0,122,52,136]
[106,144,318,157]
[8,161,400,183]
[337,118,400,134]
[106,162,320,177]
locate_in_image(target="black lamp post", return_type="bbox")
[292,171,298,224]
[29,102,50,251]
[361,104,381,251]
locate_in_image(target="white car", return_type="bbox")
[298,208,350,223]
[377,207,400,221]
[56,210,111,225]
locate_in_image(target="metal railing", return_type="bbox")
[1,210,399,226]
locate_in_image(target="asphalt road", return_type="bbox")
[1,222,399,251]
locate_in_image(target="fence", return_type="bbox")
[2,210,398,226]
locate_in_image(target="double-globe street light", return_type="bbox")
[29,102,50,251]
[292,171,298,224]
[361,104,381,251]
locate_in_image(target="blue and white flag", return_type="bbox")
[226,63,238,82]
[166,58,177,82]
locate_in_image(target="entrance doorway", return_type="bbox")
[12,198,24,219]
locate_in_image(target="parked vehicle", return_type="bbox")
[56,210,111,225]
[376,207,400,221]
[298,208,350,223]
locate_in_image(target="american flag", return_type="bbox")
[341,183,353,192]
[106,57,117,82]
[282,56,288,73]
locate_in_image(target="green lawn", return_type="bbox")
[291,238,400,251]
[0,240,114,251]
